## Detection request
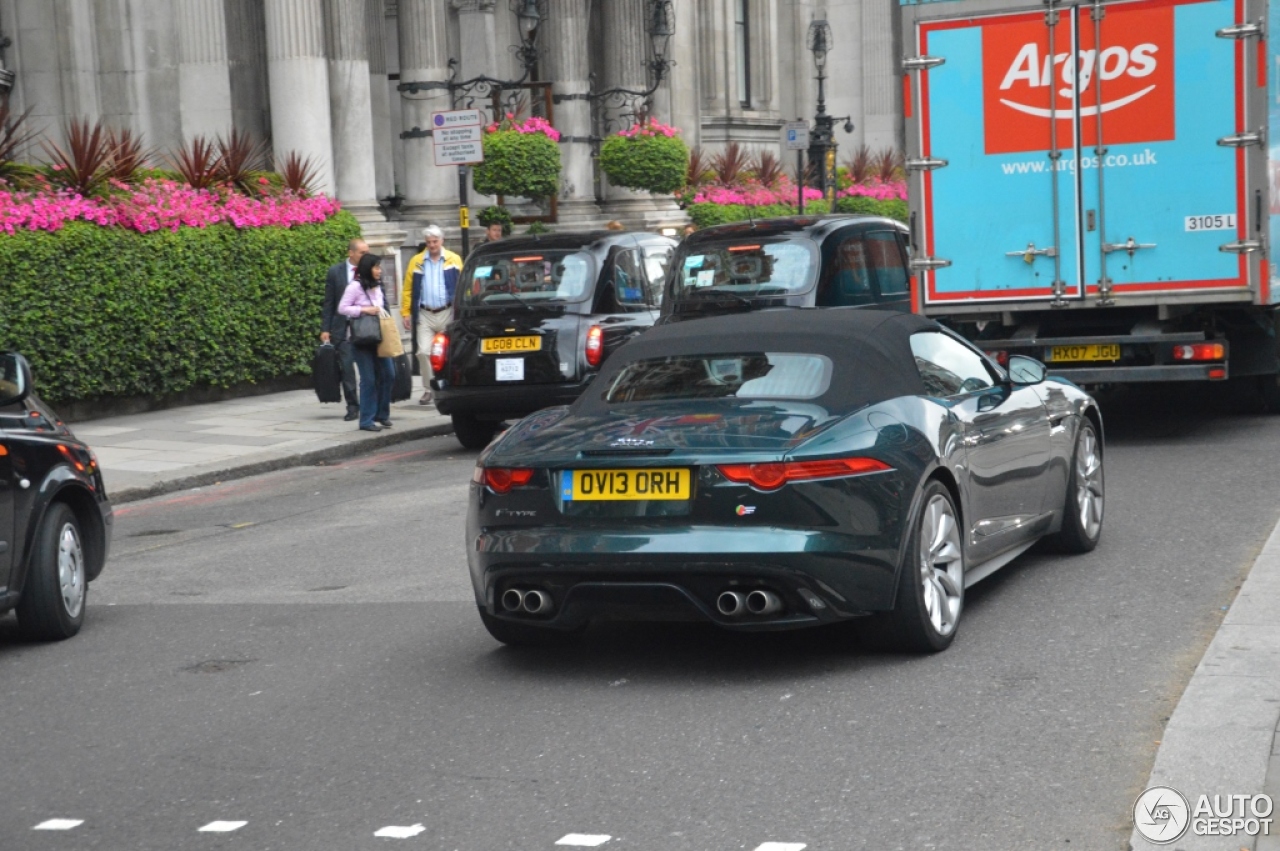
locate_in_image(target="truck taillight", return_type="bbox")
[1172,343,1225,362]
[429,332,449,374]
[585,325,604,367]
[983,349,1010,367]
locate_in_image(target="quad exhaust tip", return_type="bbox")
[501,588,554,615]
[717,589,783,617]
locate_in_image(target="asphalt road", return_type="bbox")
[3,384,1279,851]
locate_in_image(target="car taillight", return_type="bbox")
[430,332,449,374]
[1172,342,1225,361]
[716,457,892,491]
[483,467,535,494]
[585,325,604,368]
[984,349,1010,367]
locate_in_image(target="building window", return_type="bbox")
[735,0,751,107]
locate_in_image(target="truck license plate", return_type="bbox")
[561,469,691,501]
[1047,344,1121,363]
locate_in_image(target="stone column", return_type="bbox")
[599,0,654,214]
[177,0,234,143]
[366,0,394,201]
[323,0,377,208]
[861,0,897,150]
[397,0,455,216]
[53,0,101,126]
[265,0,336,196]
[544,0,598,220]
[453,0,497,81]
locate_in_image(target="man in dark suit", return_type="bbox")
[321,238,368,421]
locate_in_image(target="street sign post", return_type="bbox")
[783,121,810,214]
[432,110,486,256]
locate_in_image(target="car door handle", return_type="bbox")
[1050,413,1068,426]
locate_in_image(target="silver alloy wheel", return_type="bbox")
[1075,428,1104,540]
[57,522,85,619]
[919,494,963,636]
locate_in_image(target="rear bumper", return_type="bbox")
[431,378,593,419]
[468,526,900,632]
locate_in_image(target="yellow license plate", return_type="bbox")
[1048,344,1121,363]
[481,336,542,354]
[562,469,691,501]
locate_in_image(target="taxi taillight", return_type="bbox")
[585,325,604,368]
[429,332,449,374]
[716,457,892,491]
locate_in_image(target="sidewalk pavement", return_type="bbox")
[64,383,1280,848]
[1130,516,1280,851]
[76,376,454,504]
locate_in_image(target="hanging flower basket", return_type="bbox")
[471,114,562,200]
[599,119,689,195]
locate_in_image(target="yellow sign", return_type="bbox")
[1048,344,1121,363]
[481,336,542,354]
[565,469,692,501]
[459,206,470,229]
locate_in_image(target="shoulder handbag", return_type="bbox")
[350,287,382,347]
[377,309,404,358]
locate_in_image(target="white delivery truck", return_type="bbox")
[899,0,1280,406]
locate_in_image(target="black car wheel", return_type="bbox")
[478,609,583,647]
[453,415,500,450]
[16,503,87,641]
[1051,419,1104,553]
[886,480,965,653]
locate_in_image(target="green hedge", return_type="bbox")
[834,195,909,222]
[0,211,361,404]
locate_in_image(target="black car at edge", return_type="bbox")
[430,230,678,449]
[661,214,912,322]
[0,353,112,640]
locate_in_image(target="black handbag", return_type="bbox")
[350,312,382,347]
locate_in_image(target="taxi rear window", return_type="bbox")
[603,353,833,403]
[673,239,818,297]
[461,250,597,306]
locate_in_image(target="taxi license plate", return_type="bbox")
[1047,344,1121,363]
[481,336,542,354]
[561,469,691,501]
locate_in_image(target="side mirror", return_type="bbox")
[0,353,33,407]
[1007,354,1047,386]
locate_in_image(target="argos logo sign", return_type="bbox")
[981,6,1175,155]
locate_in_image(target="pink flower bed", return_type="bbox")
[618,118,680,139]
[0,179,341,235]
[693,179,906,207]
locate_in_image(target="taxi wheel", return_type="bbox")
[16,503,86,641]
[453,415,499,450]
[478,610,583,648]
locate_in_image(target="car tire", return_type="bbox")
[478,609,583,648]
[453,415,499,450]
[16,503,87,641]
[884,480,965,653]
[1050,418,1104,554]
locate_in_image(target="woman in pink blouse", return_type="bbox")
[339,254,395,431]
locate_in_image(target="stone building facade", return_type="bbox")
[0,0,900,249]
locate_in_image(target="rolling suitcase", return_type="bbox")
[313,343,343,403]
[391,353,413,403]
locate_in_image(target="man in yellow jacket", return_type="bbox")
[401,225,464,404]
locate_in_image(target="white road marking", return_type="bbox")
[374,824,426,838]
[198,821,247,833]
[556,835,612,847]
[33,819,83,831]
[754,843,807,851]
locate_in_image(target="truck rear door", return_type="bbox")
[906,0,1258,308]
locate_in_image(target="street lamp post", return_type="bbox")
[806,19,854,205]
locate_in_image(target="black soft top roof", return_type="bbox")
[577,308,939,414]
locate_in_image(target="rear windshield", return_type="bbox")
[460,250,597,306]
[603,353,833,403]
[673,238,819,299]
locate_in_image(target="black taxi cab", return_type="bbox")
[660,214,912,322]
[430,230,678,449]
[0,353,112,640]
